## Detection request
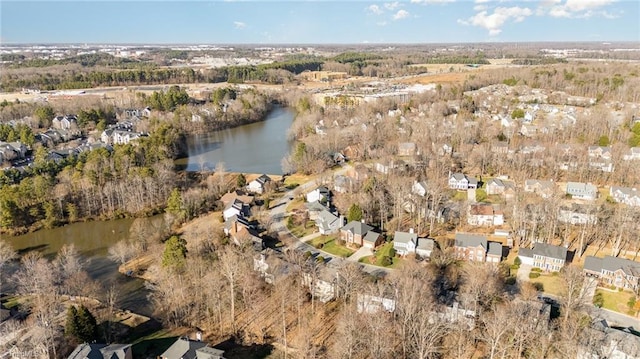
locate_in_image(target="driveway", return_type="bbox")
[517,264,532,282]
[347,246,373,263]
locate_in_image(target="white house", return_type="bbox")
[412,181,428,197]
[247,174,272,194]
[622,147,640,161]
[558,207,598,225]
[223,198,248,221]
[467,204,504,227]
[566,182,598,201]
[315,210,343,235]
[357,294,396,314]
[449,172,478,190]
[393,229,435,258]
[306,186,330,203]
[610,186,640,207]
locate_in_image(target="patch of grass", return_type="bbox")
[359,242,404,269]
[284,173,315,188]
[595,288,636,314]
[452,191,467,201]
[530,273,564,297]
[307,235,354,258]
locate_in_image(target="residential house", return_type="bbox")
[588,146,612,159]
[302,264,338,303]
[557,205,598,225]
[393,230,418,256]
[588,145,614,172]
[52,114,78,130]
[584,256,640,291]
[609,186,640,207]
[622,147,640,161]
[433,301,476,330]
[467,203,504,227]
[566,182,598,201]
[412,181,428,197]
[101,129,144,145]
[357,293,396,314]
[486,242,503,263]
[306,186,330,203]
[491,141,509,155]
[254,249,289,284]
[346,164,370,182]
[305,200,328,221]
[519,243,567,272]
[520,124,539,137]
[454,233,489,262]
[333,175,353,194]
[519,142,546,155]
[486,178,516,199]
[160,337,225,359]
[524,179,556,198]
[225,215,262,249]
[398,142,417,156]
[67,343,133,359]
[223,198,249,221]
[247,174,272,194]
[340,221,382,248]
[315,210,344,235]
[449,172,478,190]
[220,190,254,208]
[577,319,640,359]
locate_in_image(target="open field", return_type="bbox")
[595,288,636,314]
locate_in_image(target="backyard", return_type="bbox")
[307,235,354,258]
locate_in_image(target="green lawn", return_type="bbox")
[530,273,564,297]
[306,235,354,258]
[594,288,636,314]
[359,242,404,269]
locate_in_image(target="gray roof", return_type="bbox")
[161,338,208,359]
[196,347,225,359]
[363,231,381,245]
[532,243,567,261]
[488,242,502,257]
[598,256,640,277]
[583,256,603,273]
[67,344,132,359]
[451,172,467,181]
[454,233,488,250]
[566,182,597,195]
[518,248,533,259]
[394,231,417,245]
[416,238,435,251]
[342,221,374,236]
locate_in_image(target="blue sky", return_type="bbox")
[1,1,638,44]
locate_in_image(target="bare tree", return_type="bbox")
[0,239,16,294]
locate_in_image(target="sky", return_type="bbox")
[1,0,639,44]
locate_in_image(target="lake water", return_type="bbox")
[175,105,295,174]
[2,216,165,316]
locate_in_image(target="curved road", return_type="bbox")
[268,165,391,276]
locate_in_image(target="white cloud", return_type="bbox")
[459,6,532,36]
[542,0,617,18]
[393,9,411,20]
[377,21,389,26]
[565,0,615,12]
[367,4,384,15]
[474,4,488,11]
[233,21,246,29]
[410,0,456,4]
[384,1,400,10]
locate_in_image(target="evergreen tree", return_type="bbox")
[162,235,187,270]
[236,173,247,188]
[65,305,99,343]
[346,203,363,223]
[166,188,184,216]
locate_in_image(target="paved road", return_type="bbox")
[268,165,390,276]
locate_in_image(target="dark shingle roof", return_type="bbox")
[584,256,603,272]
[532,243,567,261]
[394,231,417,245]
[161,338,208,359]
[601,256,640,277]
[342,221,373,236]
[488,242,502,257]
[454,233,488,250]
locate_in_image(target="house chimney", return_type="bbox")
[339,215,345,226]
[409,228,414,234]
[196,331,202,341]
[361,219,365,224]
